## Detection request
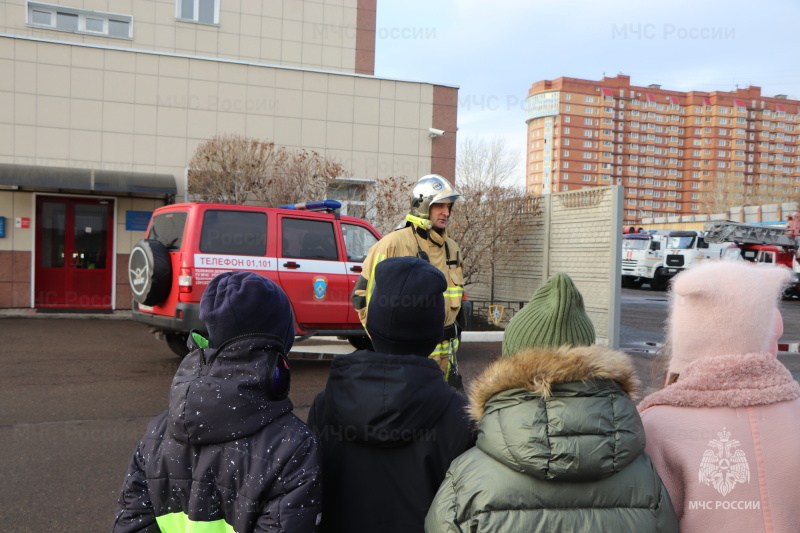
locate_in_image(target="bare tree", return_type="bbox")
[364,176,415,236]
[188,135,284,204]
[449,137,529,299]
[188,134,349,206]
[703,171,790,215]
[787,183,800,213]
[251,149,348,207]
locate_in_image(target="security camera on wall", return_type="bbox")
[428,128,446,138]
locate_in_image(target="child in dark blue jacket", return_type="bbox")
[113,271,321,533]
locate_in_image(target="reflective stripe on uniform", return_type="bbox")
[156,512,235,532]
[429,337,460,379]
[444,286,463,298]
[365,252,386,307]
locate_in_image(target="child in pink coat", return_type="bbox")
[639,260,800,533]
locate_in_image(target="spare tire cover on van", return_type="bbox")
[129,239,172,306]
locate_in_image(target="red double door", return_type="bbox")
[35,197,114,309]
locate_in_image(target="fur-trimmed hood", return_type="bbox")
[468,344,640,421]
[468,345,646,482]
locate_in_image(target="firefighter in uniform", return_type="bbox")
[352,174,465,388]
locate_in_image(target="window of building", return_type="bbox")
[177,0,219,24]
[27,1,132,38]
[585,95,594,103]
[582,175,593,181]
[582,163,593,170]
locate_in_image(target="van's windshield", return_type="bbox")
[147,212,188,250]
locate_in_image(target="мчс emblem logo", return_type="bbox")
[699,427,750,496]
[488,305,505,326]
[313,276,328,301]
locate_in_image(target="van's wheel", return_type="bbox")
[129,239,172,306]
[347,335,373,351]
[165,332,190,357]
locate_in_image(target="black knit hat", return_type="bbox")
[366,256,447,355]
[200,271,295,350]
[502,272,595,357]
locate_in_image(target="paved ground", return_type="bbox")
[1,289,799,531]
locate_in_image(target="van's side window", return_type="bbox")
[148,212,188,250]
[282,218,338,261]
[342,223,379,262]
[200,210,267,255]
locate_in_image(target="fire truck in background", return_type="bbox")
[621,231,670,289]
[659,229,728,285]
[704,221,800,297]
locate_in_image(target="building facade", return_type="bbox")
[0,0,458,310]
[525,75,799,225]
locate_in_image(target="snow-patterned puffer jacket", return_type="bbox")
[425,345,678,533]
[112,334,321,533]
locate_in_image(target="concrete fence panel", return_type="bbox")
[466,186,622,347]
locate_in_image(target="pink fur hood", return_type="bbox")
[638,351,800,411]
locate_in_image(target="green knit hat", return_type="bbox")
[501,272,595,357]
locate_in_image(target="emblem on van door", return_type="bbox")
[313,276,328,300]
[699,427,750,496]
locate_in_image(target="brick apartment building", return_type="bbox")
[525,74,799,225]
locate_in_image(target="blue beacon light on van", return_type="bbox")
[278,200,342,211]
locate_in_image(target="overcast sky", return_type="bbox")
[374,0,800,187]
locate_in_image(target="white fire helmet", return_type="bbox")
[410,174,463,219]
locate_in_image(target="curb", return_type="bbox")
[461,331,504,343]
[0,309,132,320]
